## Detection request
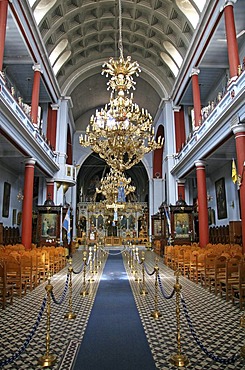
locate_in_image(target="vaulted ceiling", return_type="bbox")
[2,0,245,178]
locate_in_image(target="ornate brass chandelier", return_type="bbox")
[95,168,135,205]
[79,0,163,172]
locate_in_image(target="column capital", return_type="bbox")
[231,123,245,135]
[24,158,36,166]
[173,105,181,112]
[177,179,186,185]
[195,160,207,168]
[230,114,245,134]
[46,178,55,184]
[60,95,73,108]
[190,67,200,77]
[220,0,237,11]
[51,103,59,110]
[32,63,42,73]
[224,0,237,8]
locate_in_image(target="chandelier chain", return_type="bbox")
[118,0,124,59]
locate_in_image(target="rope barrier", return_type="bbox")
[157,274,175,299]
[143,262,155,276]
[73,261,85,274]
[0,296,47,368]
[51,273,69,304]
[101,246,126,255]
[181,293,239,365]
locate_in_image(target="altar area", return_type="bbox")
[77,201,149,246]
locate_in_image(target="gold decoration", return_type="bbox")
[96,168,135,204]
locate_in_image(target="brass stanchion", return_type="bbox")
[38,272,56,367]
[240,311,245,358]
[151,260,162,319]
[93,244,98,274]
[129,244,133,269]
[80,251,89,296]
[64,257,76,319]
[131,245,136,274]
[88,247,94,282]
[135,248,142,282]
[169,269,189,367]
[140,251,148,295]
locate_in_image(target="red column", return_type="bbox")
[47,104,58,151]
[195,160,209,248]
[46,180,54,202]
[0,0,9,71]
[231,123,245,253]
[191,68,202,128]
[174,107,186,153]
[177,180,185,201]
[223,1,240,79]
[21,158,36,250]
[30,64,42,126]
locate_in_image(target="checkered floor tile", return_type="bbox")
[0,247,245,370]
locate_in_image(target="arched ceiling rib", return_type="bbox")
[37,0,196,92]
[30,0,202,131]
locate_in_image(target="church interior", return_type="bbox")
[0,0,245,369]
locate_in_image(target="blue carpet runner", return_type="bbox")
[72,251,157,370]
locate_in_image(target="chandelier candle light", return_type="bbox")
[79,0,163,172]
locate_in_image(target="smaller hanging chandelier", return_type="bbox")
[79,0,163,172]
[95,168,135,205]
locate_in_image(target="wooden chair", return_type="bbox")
[214,255,227,295]
[189,251,205,283]
[21,255,36,291]
[5,256,27,298]
[218,257,241,301]
[200,253,217,290]
[231,260,245,310]
[0,260,14,309]
[164,245,173,266]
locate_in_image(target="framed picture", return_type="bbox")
[215,177,227,219]
[174,213,189,237]
[2,182,11,218]
[41,213,57,238]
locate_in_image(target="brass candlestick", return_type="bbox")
[38,272,56,367]
[65,258,76,319]
[140,252,148,295]
[169,269,189,367]
[151,260,162,319]
[80,252,89,296]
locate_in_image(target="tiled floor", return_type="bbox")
[0,247,245,370]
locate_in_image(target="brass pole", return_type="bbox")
[151,260,162,319]
[131,245,136,274]
[80,251,89,296]
[88,248,94,282]
[129,244,133,269]
[64,257,76,319]
[93,244,98,274]
[135,248,142,282]
[38,272,56,367]
[169,269,189,367]
[140,251,148,295]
